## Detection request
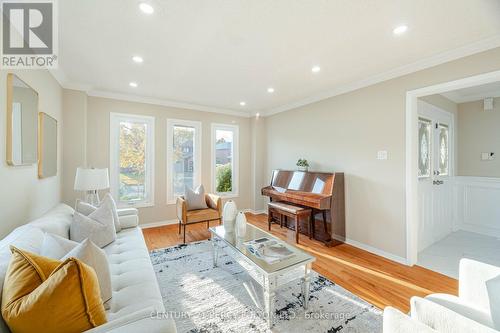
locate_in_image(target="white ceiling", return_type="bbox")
[441,81,500,103]
[57,0,500,116]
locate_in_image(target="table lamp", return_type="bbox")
[74,167,110,206]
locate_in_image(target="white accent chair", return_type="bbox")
[384,258,500,333]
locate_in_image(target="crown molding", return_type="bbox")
[262,35,500,117]
[441,90,500,104]
[86,90,251,117]
[50,35,500,119]
[48,68,251,118]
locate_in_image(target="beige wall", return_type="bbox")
[250,117,268,211]
[265,47,500,259]
[62,90,88,206]
[83,96,253,225]
[0,70,63,238]
[420,94,458,116]
[457,97,500,177]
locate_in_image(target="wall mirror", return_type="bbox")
[6,73,38,166]
[38,112,57,178]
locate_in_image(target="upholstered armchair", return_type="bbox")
[383,258,500,333]
[176,193,222,243]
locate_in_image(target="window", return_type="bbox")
[418,117,431,178]
[438,123,449,176]
[110,113,155,207]
[166,119,201,204]
[211,123,238,197]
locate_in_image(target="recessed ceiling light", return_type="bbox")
[129,82,138,88]
[256,113,260,117]
[267,87,275,93]
[132,56,143,63]
[139,2,154,14]
[240,101,246,106]
[393,25,408,35]
[311,66,321,73]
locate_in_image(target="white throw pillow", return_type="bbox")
[75,199,97,216]
[486,275,500,329]
[101,193,121,233]
[185,185,208,211]
[70,205,116,248]
[40,234,112,307]
[63,239,112,305]
[75,194,121,233]
[40,233,78,258]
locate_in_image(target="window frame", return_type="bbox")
[166,118,202,205]
[211,123,239,198]
[109,112,155,208]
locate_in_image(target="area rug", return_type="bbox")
[150,240,382,333]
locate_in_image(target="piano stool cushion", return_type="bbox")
[268,202,311,215]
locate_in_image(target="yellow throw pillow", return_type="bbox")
[1,246,107,333]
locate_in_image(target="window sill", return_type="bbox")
[118,202,154,209]
[216,193,239,199]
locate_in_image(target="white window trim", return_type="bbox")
[166,119,202,205]
[109,112,155,208]
[211,123,239,198]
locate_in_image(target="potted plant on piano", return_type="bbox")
[296,158,309,172]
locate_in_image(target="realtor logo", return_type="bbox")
[1,0,58,68]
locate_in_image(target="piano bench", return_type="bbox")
[267,202,312,243]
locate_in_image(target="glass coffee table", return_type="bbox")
[209,224,315,328]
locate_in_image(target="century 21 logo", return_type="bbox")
[2,1,53,55]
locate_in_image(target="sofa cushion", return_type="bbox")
[29,204,74,238]
[103,227,165,321]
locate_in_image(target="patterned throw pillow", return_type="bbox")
[70,203,116,248]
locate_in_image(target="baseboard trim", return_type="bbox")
[332,235,408,266]
[140,219,178,229]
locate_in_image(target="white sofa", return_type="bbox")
[0,204,176,333]
[384,258,500,333]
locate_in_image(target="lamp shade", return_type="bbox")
[74,168,110,191]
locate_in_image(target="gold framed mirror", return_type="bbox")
[38,112,57,178]
[6,73,39,166]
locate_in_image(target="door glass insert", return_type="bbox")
[438,123,449,176]
[418,118,431,178]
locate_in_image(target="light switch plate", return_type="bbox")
[377,150,388,160]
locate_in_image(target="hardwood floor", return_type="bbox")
[142,213,458,313]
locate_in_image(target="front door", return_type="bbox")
[417,100,454,251]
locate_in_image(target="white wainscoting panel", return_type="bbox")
[455,176,500,237]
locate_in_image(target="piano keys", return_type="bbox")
[261,170,345,246]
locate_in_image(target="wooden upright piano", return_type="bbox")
[261,170,345,246]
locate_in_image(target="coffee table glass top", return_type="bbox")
[209,224,314,274]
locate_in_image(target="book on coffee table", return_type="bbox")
[244,237,295,264]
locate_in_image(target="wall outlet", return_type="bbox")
[377,150,388,160]
[481,152,495,161]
